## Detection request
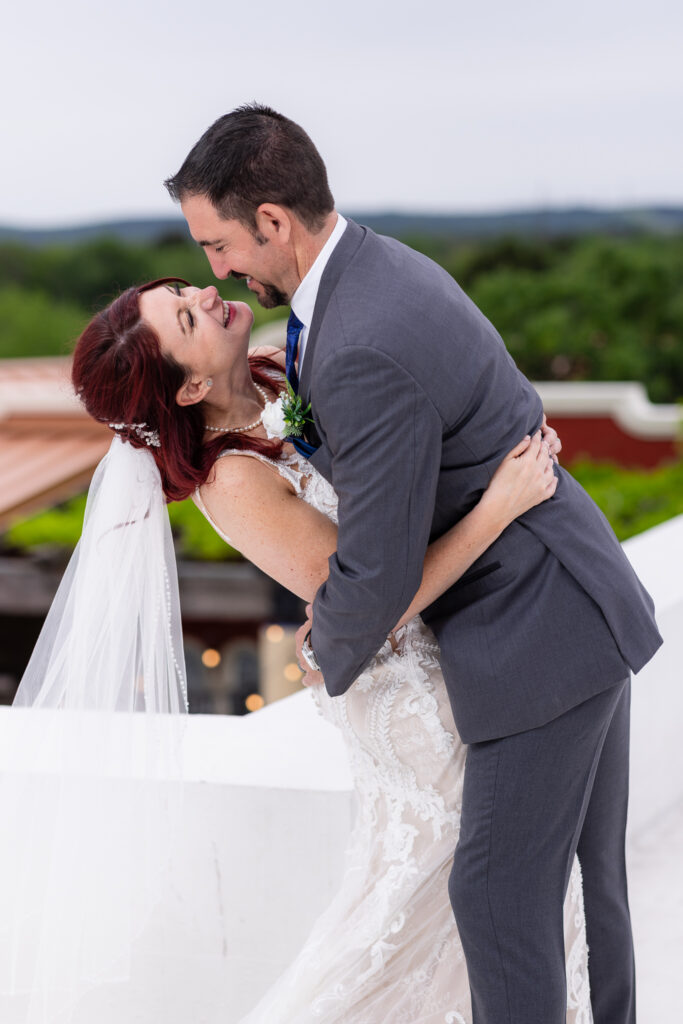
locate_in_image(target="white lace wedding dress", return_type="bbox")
[194,446,593,1024]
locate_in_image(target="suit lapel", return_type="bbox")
[298,218,366,406]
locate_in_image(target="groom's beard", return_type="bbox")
[233,273,288,309]
[254,281,288,309]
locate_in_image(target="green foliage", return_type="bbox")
[4,493,240,561]
[167,499,240,560]
[570,458,683,541]
[0,286,89,357]
[4,494,88,550]
[281,382,313,437]
[423,233,683,404]
[0,238,156,309]
[0,236,287,344]
[434,234,568,287]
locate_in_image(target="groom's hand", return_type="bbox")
[296,605,324,687]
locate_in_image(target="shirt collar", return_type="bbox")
[291,213,347,329]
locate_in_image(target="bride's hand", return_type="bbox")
[541,414,562,463]
[481,431,557,526]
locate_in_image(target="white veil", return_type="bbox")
[13,435,188,713]
[0,437,188,1023]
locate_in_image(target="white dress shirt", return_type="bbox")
[290,213,347,374]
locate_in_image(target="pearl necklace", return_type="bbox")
[204,382,269,434]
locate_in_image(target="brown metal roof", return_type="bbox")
[0,358,110,528]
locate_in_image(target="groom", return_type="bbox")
[165,104,662,1023]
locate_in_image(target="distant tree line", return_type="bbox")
[405,232,683,404]
[0,231,681,403]
[0,234,285,359]
[1,229,682,557]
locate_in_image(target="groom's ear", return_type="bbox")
[176,378,206,408]
[254,204,292,246]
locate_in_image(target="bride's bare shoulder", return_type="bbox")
[201,449,295,502]
[195,449,331,596]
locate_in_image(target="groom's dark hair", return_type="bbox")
[164,103,335,234]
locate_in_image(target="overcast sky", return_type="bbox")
[3,0,682,227]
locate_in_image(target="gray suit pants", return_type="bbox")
[450,678,634,1024]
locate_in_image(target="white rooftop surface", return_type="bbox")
[0,690,351,791]
[628,800,683,1021]
[617,517,683,1021]
[182,689,353,791]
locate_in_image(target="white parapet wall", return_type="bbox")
[534,380,680,439]
[0,694,356,1023]
[0,516,681,1023]
[620,514,683,832]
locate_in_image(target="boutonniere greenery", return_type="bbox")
[261,382,313,441]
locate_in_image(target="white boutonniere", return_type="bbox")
[261,383,313,441]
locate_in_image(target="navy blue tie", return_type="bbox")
[285,310,317,459]
[285,311,303,392]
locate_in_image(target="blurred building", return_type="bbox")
[535,381,680,468]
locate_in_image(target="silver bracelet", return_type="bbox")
[301,630,321,672]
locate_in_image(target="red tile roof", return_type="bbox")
[0,358,110,527]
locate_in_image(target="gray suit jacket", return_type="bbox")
[304,219,662,743]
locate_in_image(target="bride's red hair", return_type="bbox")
[71,278,284,502]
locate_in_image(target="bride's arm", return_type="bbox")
[198,432,555,615]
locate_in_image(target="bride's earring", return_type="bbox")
[206,378,213,388]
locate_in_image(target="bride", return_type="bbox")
[8,276,589,1023]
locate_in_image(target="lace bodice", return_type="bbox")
[194,448,591,1024]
